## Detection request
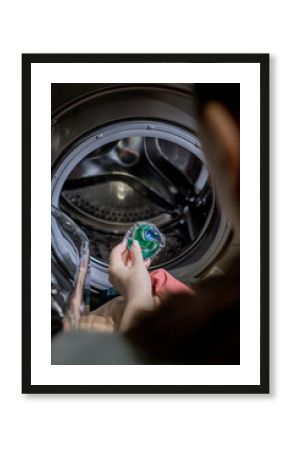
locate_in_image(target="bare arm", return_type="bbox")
[108,240,155,332]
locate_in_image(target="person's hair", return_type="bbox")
[127,258,240,364]
[194,83,240,125]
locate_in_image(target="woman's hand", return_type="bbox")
[108,240,154,331]
[109,240,151,301]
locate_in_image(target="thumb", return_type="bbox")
[131,240,144,266]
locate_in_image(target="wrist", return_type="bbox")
[125,291,154,309]
[120,293,154,332]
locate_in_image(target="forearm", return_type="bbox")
[119,294,154,332]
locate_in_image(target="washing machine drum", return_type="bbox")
[51,84,231,291]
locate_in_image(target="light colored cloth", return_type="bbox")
[86,269,194,332]
[90,295,126,331]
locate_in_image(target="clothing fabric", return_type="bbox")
[52,330,142,365]
[150,269,194,300]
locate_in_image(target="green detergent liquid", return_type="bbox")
[126,222,166,260]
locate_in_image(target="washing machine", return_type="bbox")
[51,83,232,296]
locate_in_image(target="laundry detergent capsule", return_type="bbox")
[125,222,166,261]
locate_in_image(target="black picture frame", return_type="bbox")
[22,53,269,394]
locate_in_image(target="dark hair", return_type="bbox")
[127,258,240,365]
[194,83,240,124]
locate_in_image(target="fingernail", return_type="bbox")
[133,240,139,247]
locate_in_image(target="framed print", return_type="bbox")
[22,53,269,394]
